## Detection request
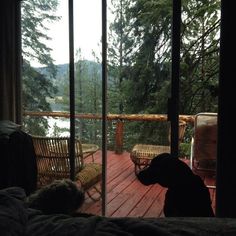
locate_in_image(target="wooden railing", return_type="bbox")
[24,111,195,154]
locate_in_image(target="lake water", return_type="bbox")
[47,117,70,136]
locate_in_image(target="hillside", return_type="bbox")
[35,60,102,96]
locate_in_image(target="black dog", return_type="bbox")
[26,179,85,215]
[137,153,215,217]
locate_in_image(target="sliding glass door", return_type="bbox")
[21,0,104,216]
[21,0,220,217]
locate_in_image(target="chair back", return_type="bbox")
[192,113,217,173]
[32,136,83,185]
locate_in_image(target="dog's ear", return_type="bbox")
[137,167,158,185]
[173,159,195,184]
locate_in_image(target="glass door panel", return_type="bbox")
[73,0,103,215]
[21,0,103,215]
[106,0,172,217]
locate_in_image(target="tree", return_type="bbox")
[22,62,57,135]
[108,0,134,114]
[21,0,60,135]
[108,0,173,147]
[21,0,60,73]
[74,50,102,144]
[58,49,102,143]
[108,0,220,148]
[122,0,172,113]
[180,0,220,114]
[121,0,220,116]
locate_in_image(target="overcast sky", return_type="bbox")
[32,0,112,67]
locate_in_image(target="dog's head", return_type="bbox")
[27,179,85,215]
[137,153,194,188]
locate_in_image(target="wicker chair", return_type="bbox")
[130,121,186,175]
[31,136,101,201]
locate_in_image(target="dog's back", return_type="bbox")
[137,153,214,217]
[164,174,214,217]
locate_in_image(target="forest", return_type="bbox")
[21,0,220,153]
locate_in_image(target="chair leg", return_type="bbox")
[91,154,95,162]
[135,162,149,175]
[86,185,101,201]
[135,164,140,176]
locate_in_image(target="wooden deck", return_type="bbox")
[81,151,216,217]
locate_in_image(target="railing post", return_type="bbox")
[115,119,124,154]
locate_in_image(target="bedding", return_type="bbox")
[1,187,236,236]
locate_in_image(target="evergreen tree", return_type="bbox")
[22,61,57,135]
[57,51,102,142]
[58,49,102,143]
[112,0,172,147]
[108,0,220,148]
[21,0,60,135]
[122,0,172,114]
[180,0,220,114]
[21,0,60,72]
[108,0,134,114]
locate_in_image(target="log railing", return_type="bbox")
[24,111,195,154]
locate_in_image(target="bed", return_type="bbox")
[1,186,235,236]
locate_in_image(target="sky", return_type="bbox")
[32,0,112,67]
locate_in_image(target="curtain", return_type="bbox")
[0,0,21,124]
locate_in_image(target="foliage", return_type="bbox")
[22,61,57,135]
[58,50,102,144]
[21,0,60,76]
[107,0,220,148]
[180,0,220,114]
[108,0,173,146]
[108,0,135,114]
[74,52,102,144]
[21,0,221,150]
[179,142,191,159]
[21,0,60,135]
